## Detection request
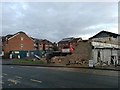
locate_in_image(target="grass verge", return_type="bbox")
[12,59,46,64]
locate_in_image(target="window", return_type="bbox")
[21,37,24,41]
[59,43,61,46]
[108,37,111,41]
[49,44,52,47]
[66,43,68,45]
[34,44,37,46]
[21,44,24,48]
[45,44,48,46]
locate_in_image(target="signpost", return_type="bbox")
[89,60,94,67]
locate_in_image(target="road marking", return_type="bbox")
[15,76,22,79]
[3,73,7,76]
[8,79,20,85]
[2,82,4,84]
[8,84,12,86]
[30,79,42,83]
[0,76,3,78]
[10,67,14,68]
[0,81,4,84]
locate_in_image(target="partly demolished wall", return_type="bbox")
[62,40,92,65]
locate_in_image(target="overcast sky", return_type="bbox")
[1,2,118,42]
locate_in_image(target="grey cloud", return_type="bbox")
[2,2,118,42]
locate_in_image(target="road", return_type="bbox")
[2,65,119,88]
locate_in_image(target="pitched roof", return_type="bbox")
[71,37,82,42]
[2,34,13,42]
[8,31,29,41]
[31,37,53,44]
[39,39,53,44]
[31,37,40,42]
[2,31,30,42]
[89,30,120,39]
[58,37,82,43]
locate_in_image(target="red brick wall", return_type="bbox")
[3,33,34,53]
[39,41,53,50]
[58,42,77,53]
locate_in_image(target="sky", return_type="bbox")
[1,2,118,42]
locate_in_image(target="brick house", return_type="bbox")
[32,38,53,51]
[58,37,82,53]
[2,31,34,58]
[39,39,53,51]
[31,37,40,50]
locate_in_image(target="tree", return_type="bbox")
[52,42,58,51]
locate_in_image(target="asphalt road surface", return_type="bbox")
[2,65,119,88]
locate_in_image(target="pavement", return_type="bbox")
[1,59,120,71]
[2,65,119,88]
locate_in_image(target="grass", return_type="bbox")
[12,59,46,64]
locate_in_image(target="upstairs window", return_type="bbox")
[21,37,24,41]
[20,44,24,48]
